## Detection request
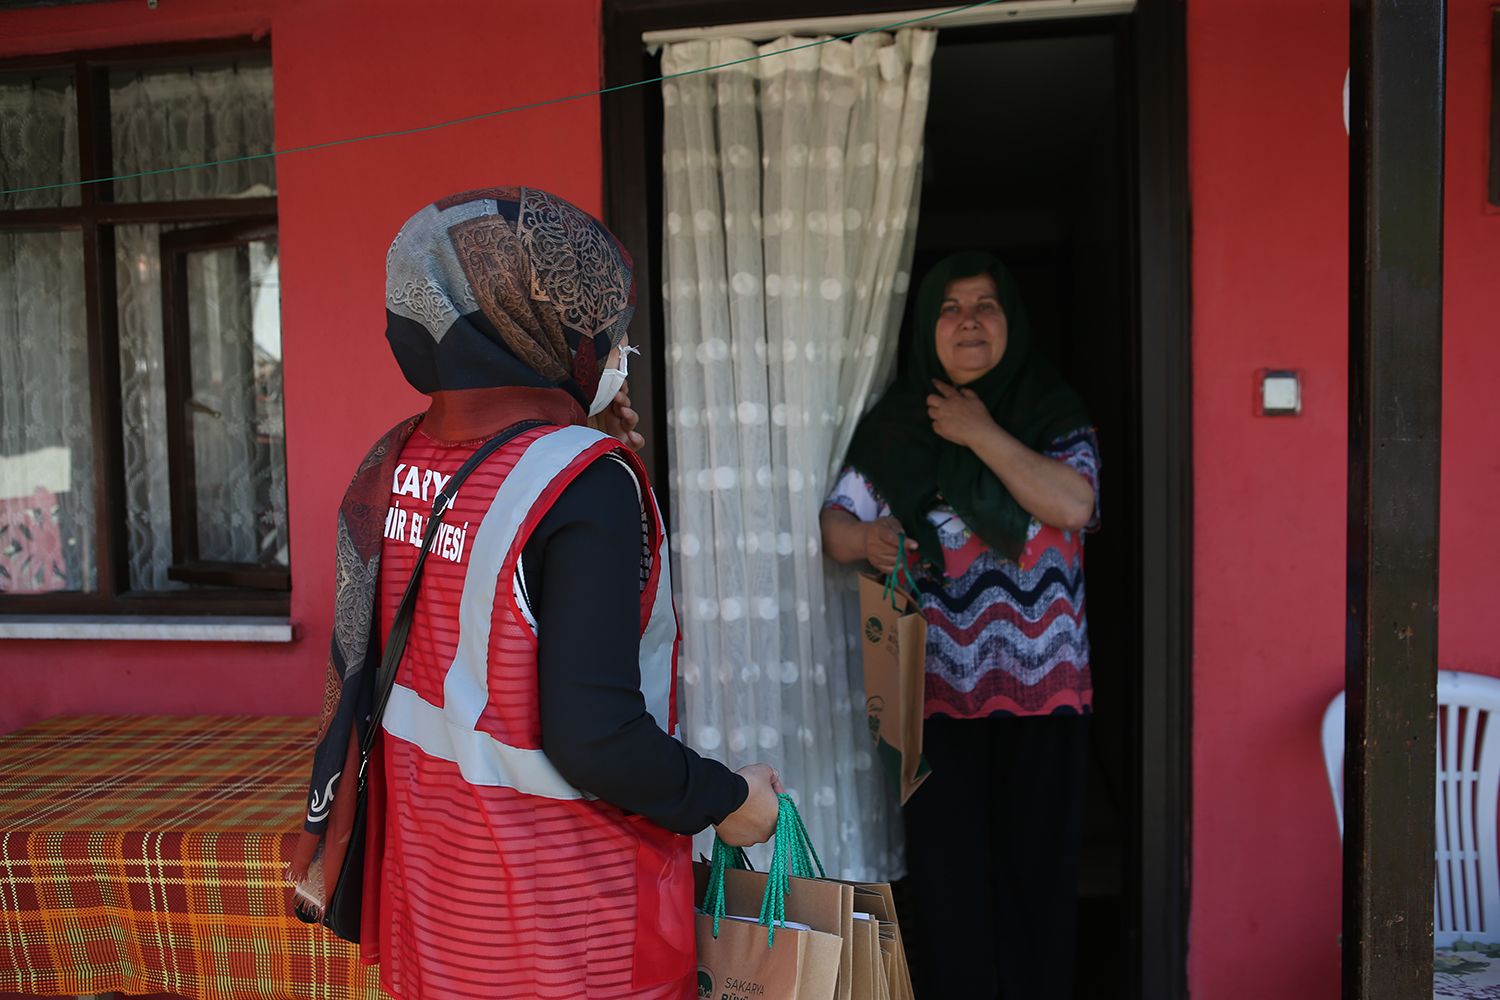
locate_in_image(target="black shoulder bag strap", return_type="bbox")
[322,418,546,942]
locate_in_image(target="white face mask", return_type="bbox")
[588,344,639,417]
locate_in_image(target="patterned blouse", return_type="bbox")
[824,429,1101,719]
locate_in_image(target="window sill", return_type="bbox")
[0,615,296,642]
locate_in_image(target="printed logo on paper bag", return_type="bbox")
[697,968,714,999]
[864,616,883,644]
[866,695,885,742]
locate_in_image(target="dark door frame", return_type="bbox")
[1343,0,1444,993]
[600,3,1191,997]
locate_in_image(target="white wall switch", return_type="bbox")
[1260,370,1301,415]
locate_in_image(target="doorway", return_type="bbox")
[600,3,1190,997]
[902,21,1130,997]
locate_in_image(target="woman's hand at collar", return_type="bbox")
[928,378,1095,532]
[589,382,645,451]
[926,379,1001,450]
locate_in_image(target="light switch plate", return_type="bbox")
[1259,369,1301,415]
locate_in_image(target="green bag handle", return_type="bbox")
[881,531,920,611]
[704,793,826,946]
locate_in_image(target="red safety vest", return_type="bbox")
[364,424,692,1000]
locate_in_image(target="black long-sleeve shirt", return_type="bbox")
[522,455,747,835]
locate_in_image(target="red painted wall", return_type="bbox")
[1438,2,1500,677]
[0,0,603,734]
[5,0,1497,992]
[1188,1,1500,997]
[1188,3,1349,995]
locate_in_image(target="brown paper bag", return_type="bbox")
[837,881,915,1000]
[878,931,898,1000]
[848,914,887,1000]
[858,572,932,804]
[706,864,856,1000]
[694,912,843,1000]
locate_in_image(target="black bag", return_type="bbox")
[321,419,544,942]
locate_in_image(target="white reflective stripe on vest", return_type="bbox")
[382,424,673,796]
[384,683,586,799]
[640,489,676,735]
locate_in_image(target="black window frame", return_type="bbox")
[1491,7,1499,207]
[160,216,287,592]
[0,36,287,616]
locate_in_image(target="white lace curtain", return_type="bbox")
[0,80,92,593]
[0,76,78,211]
[660,30,934,880]
[112,62,279,589]
[110,63,279,589]
[112,64,276,203]
[185,241,289,568]
[0,64,278,593]
[0,230,93,593]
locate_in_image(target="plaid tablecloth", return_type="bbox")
[0,715,388,1000]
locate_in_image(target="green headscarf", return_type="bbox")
[844,252,1091,569]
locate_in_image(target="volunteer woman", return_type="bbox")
[291,188,781,1000]
[820,252,1100,1000]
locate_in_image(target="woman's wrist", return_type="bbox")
[966,419,1020,471]
[860,519,880,562]
[818,508,870,565]
[977,418,1015,452]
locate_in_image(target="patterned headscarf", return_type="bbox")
[289,188,635,936]
[384,186,636,405]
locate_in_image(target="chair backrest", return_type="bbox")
[1322,671,1500,947]
[1321,690,1347,835]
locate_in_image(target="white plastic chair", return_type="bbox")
[1322,670,1500,947]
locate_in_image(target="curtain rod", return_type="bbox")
[642,0,1137,50]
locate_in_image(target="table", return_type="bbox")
[0,715,387,1000]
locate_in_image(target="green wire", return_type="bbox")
[0,0,1009,198]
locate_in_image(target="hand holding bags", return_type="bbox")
[696,803,843,1000]
[695,797,915,1000]
[857,549,932,805]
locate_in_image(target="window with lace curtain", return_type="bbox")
[0,39,288,614]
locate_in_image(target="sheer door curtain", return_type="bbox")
[661,29,933,880]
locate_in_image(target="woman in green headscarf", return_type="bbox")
[821,252,1100,1000]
